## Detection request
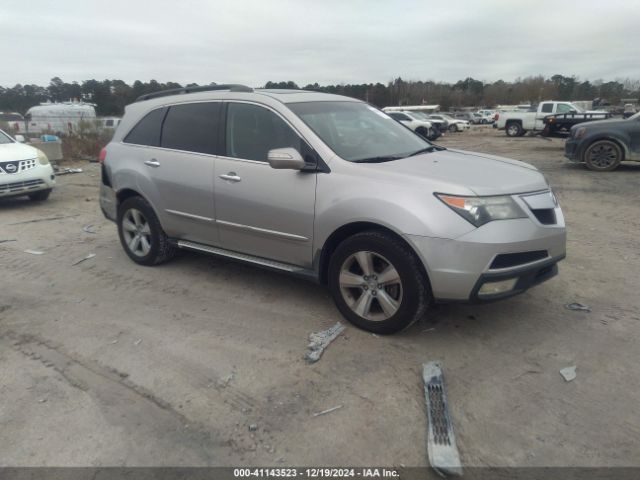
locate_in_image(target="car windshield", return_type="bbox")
[0,129,14,144]
[289,101,431,162]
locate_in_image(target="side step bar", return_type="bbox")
[176,240,317,280]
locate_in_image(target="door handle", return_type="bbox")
[219,172,241,182]
[144,159,160,167]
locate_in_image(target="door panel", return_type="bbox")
[214,102,317,267]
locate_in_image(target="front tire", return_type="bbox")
[448,124,459,133]
[583,140,623,171]
[328,231,430,334]
[117,196,176,265]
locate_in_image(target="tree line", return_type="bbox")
[1,75,638,117]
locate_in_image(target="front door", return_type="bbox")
[214,102,317,268]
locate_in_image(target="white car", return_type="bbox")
[383,110,440,140]
[429,114,471,132]
[0,129,55,201]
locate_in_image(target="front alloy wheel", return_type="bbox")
[339,251,403,321]
[584,140,623,171]
[328,231,430,334]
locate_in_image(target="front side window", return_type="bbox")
[124,107,166,147]
[161,102,221,155]
[0,130,14,144]
[289,101,429,162]
[557,104,575,114]
[226,103,302,162]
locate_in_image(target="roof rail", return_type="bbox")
[135,84,253,102]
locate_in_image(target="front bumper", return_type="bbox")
[564,138,580,161]
[406,209,566,302]
[0,163,55,198]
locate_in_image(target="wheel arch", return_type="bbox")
[580,135,629,162]
[317,221,431,291]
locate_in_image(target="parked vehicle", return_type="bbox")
[623,104,638,119]
[565,111,640,171]
[0,112,26,134]
[383,110,441,140]
[429,114,470,132]
[453,112,483,124]
[100,85,566,334]
[25,102,97,135]
[0,128,55,200]
[496,101,610,137]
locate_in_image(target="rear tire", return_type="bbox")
[506,122,523,137]
[117,196,176,265]
[583,140,623,171]
[448,124,459,133]
[328,231,430,334]
[28,189,51,201]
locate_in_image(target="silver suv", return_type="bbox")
[100,85,566,334]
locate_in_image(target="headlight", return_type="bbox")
[574,127,586,139]
[36,149,49,165]
[436,193,527,227]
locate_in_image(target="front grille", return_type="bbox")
[0,159,37,175]
[490,250,548,269]
[0,179,45,194]
[531,208,556,225]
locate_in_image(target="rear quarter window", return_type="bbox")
[124,108,166,147]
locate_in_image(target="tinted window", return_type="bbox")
[226,103,302,162]
[161,102,221,154]
[390,113,410,121]
[541,103,553,113]
[124,108,166,146]
[105,119,114,127]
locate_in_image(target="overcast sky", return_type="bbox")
[2,0,639,87]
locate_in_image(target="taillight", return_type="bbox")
[99,147,107,164]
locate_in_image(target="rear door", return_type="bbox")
[629,117,640,159]
[132,102,221,244]
[214,102,317,267]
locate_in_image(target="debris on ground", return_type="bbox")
[82,224,96,234]
[422,362,463,477]
[560,366,577,382]
[72,253,96,266]
[565,303,591,312]
[304,322,346,363]
[8,214,79,226]
[24,249,44,255]
[312,405,343,417]
[248,424,258,432]
[0,239,17,244]
[133,338,142,346]
[217,373,235,388]
[55,168,83,175]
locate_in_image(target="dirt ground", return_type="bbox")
[1,126,639,468]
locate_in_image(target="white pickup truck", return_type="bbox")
[496,101,610,137]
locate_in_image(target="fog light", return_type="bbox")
[478,278,518,296]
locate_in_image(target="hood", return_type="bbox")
[0,142,39,162]
[359,148,547,196]
[571,118,629,130]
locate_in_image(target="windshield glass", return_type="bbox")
[288,101,430,162]
[0,129,14,144]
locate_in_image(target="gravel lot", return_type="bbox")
[1,126,639,468]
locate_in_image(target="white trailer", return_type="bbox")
[25,102,97,135]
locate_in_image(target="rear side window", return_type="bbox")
[541,103,553,113]
[161,102,221,155]
[124,108,166,147]
[226,103,302,162]
[389,113,410,121]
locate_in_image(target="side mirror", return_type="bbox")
[14,135,25,143]
[267,147,305,170]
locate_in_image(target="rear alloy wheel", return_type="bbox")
[448,124,459,133]
[117,196,175,265]
[328,231,430,334]
[584,140,623,171]
[506,122,523,137]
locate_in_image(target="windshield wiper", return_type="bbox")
[352,155,404,163]
[405,145,445,157]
